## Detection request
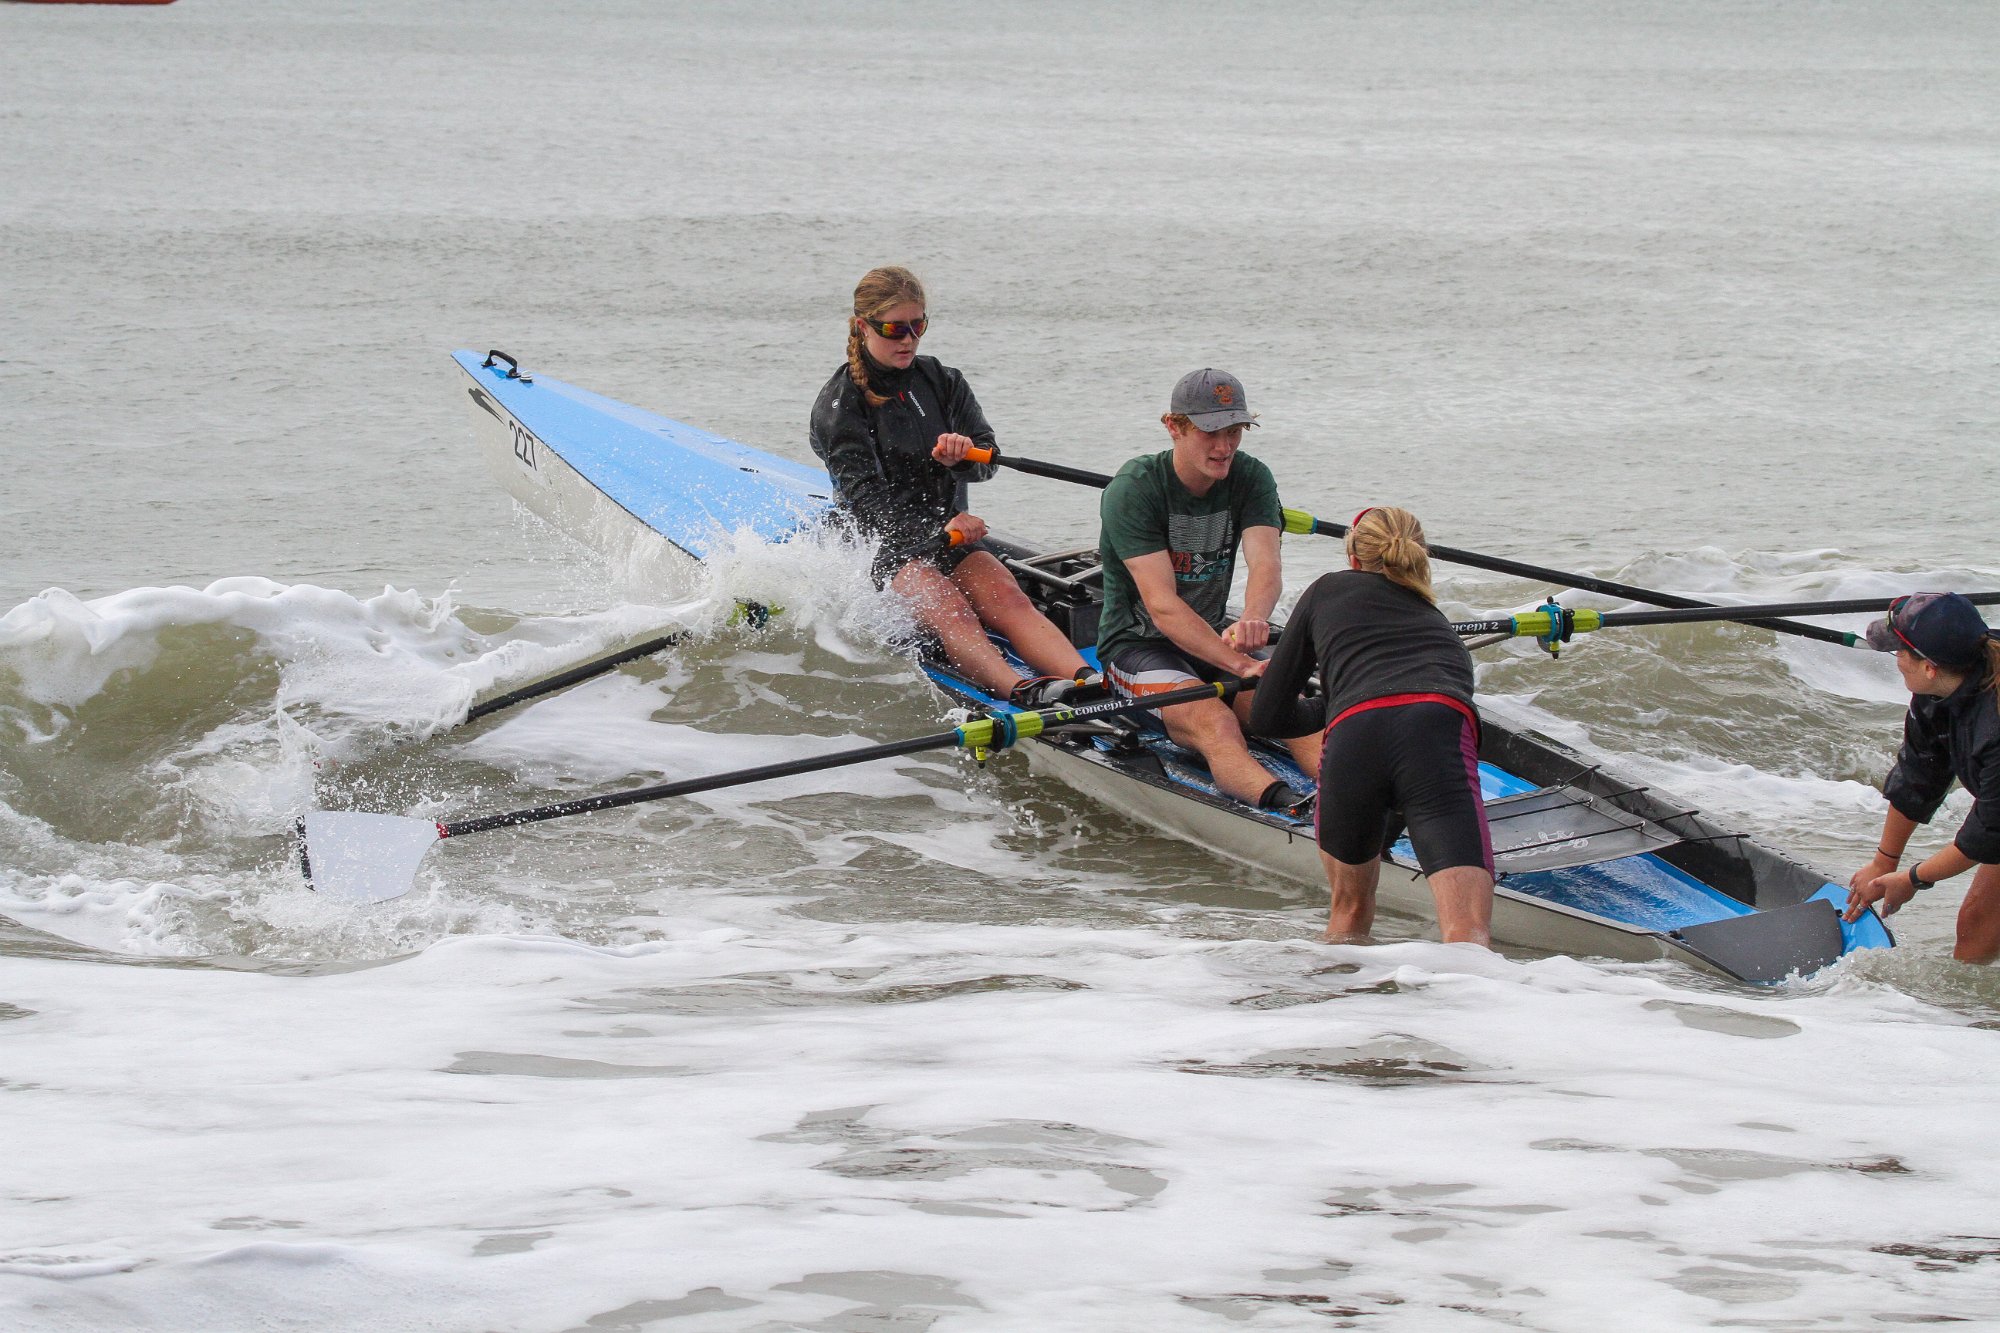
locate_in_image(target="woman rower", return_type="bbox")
[808,266,1096,707]
[1843,592,2000,963]
[1247,506,1494,947]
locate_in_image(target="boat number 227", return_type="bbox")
[509,421,540,473]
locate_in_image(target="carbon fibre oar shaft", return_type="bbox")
[464,632,688,723]
[465,532,973,727]
[1455,591,2000,645]
[965,444,1852,648]
[442,677,1238,837]
[298,678,1250,903]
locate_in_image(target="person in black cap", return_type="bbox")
[1095,368,1322,811]
[1843,592,2000,963]
[810,266,1097,707]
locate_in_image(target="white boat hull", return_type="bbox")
[1016,727,1724,970]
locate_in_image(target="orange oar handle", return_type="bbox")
[963,444,996,465]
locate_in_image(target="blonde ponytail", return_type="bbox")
[845,265,926,408]
[1345,506,1434,603]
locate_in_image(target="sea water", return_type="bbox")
[3,2,1999,1328]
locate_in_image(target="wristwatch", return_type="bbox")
[1908,864,1933,892]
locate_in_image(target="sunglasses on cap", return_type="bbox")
[861,316,928,340]
[1885,594,1928,659]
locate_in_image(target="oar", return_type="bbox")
[964,444,1851,647]
[298,676,1237,904]
[464,630,688,724]
[1456,592,2000,650]
[459,532,972,726]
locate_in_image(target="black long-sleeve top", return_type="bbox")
[807,353,998,556]
[1883,670,2000,863]
[1247,569,1477,740]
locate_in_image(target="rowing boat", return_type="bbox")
[449,349,1894,982]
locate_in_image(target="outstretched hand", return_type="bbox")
[1844,856,1916,922]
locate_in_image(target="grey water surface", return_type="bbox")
[6,0,1995,607]
[6,0,2000,956]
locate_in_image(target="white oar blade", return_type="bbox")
[300,811,443,904]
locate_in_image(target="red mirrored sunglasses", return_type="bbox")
[1885,594,1927,659]
[862,316,928,340]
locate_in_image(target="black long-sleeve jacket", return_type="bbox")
[1247,569,1476,741]
[1883,670,2000,863]
[808,354,998,556]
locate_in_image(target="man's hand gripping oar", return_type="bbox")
[963,444,1854,648]
[298,676,1245,904]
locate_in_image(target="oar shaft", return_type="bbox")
[1457,592,2000,640]
[440,678,1239,840]
[967,443,1853,648]
[977,450,1114,490]
[445,731,954,836]
[462,544,993,732]
[464,632,686,723]
[1283,511,1854,647]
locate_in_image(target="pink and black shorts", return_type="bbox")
[1316,693,1493,875]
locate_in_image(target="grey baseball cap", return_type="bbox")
[1170,368,1257,431]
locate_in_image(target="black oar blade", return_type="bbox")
[298,811,444,903]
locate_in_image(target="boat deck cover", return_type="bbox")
[454,350,833,558]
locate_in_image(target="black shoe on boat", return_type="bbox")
[1258,781,1315,818]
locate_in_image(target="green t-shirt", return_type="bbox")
[1095,449,1284,665]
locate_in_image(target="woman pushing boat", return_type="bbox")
[1247,507,1494,947]
[1843,592,2000,963]
[809,266,1096,707]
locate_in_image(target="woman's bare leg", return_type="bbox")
[1322,850,1380,942]
[1323,854,1492,948]
[890,561,1027,697]
[1426,866,1494,948]
[951,552,1089,681]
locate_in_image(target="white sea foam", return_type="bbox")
[4,551,1993,1332]
[0,577,682,736]
[4,929,1997,1330]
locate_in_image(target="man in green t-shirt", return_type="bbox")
[1096,369,1322,812]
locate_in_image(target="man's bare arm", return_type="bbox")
[1126,550,1264,675]
[1222,525,1284,652]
